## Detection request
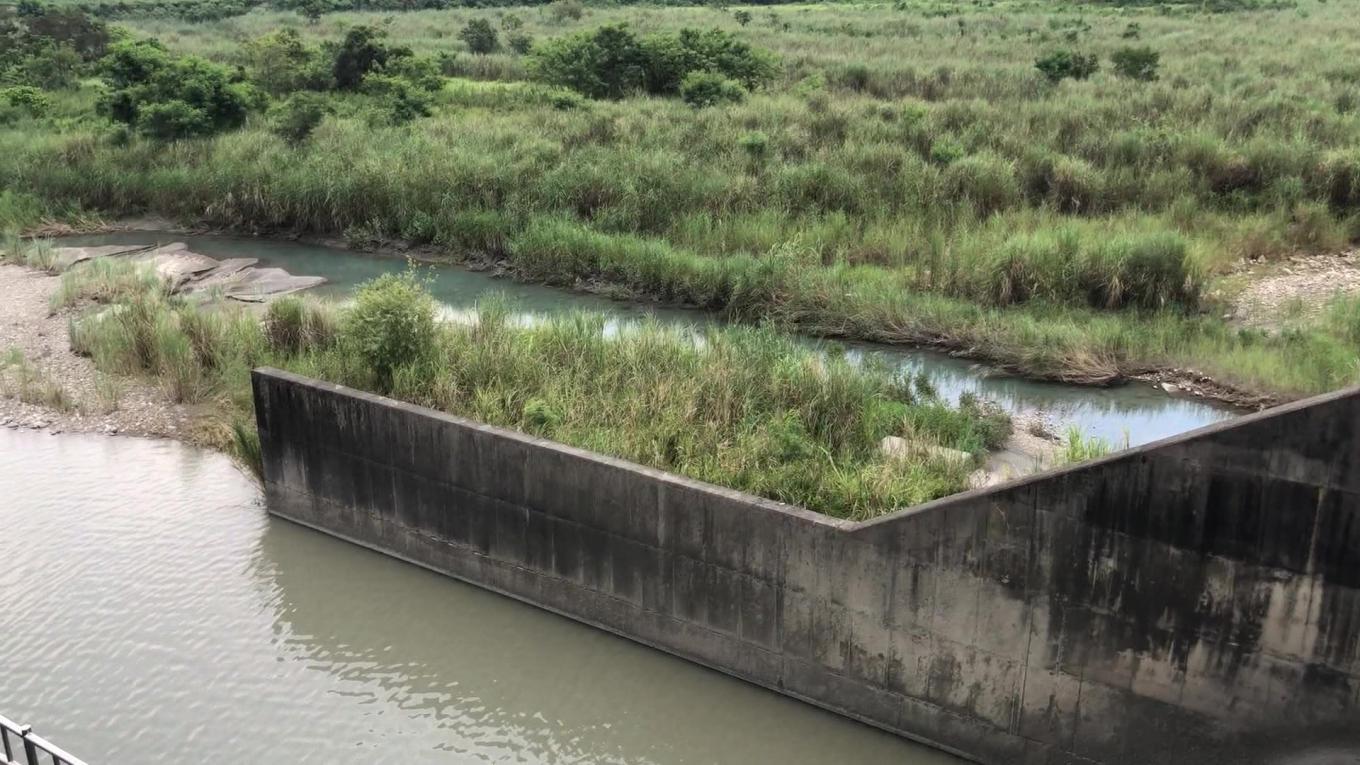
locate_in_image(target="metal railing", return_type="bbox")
[0,715,87,765]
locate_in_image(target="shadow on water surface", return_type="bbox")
[252,513,959,764]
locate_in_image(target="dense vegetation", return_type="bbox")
[3,0,1360,403]
[42,254,1010,519]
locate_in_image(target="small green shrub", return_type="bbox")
[0,85,50,115]
[547,0,585,23]
[1110,46,1159,81]
[242,28,329,95]
[507,32,533,55]
[269,92,332,144]
[341,270,437,388]
[460,19,500,55]
[679,71,746,107]
[1035,49,1099,83]
[737,130,769,163]
[361,74,432,125]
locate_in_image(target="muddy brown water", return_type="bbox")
[0,428,963,763]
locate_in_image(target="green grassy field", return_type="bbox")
[3,0,1360,401]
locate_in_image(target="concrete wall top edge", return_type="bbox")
[252,368,1360,539]
[854,382,1360,533]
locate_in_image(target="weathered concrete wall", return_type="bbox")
[252,368,1360,764]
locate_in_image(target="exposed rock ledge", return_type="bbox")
[55,242,326,302]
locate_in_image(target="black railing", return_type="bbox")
[0,714,87,765]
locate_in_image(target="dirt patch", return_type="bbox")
[0,262,190,437]
[1225,251,1360,331]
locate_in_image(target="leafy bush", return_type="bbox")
[362,73,432,124]
[242,28,329,94]
[0,85,50,115]
[1110,45,1159,81]
[507,32,533,55]
[679,71,745,107]
[528,24,776,101]
[641,27,778,94]
[341,270,437,388]
[99,40,253,139]
[734,9,752,25]
[1035,49,1099,83]
[528,24,646,99]
[460,18,499,54]
[270,91,332,144]
[136,99,209,139]
[547,0,585,23]
[332,25,394,90]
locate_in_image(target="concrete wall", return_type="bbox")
[252,368,1360,764]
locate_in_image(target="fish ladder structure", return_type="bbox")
[253,368,1360,765]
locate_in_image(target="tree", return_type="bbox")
[332,25,391,90]
[459,19,499,55]
[733,9,751,26]
[1035,50,1098,84]
[1110,45,1159,81]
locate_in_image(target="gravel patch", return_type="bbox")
[0,262,189,436]
[1228,251,1360,330]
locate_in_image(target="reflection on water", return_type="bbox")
[59,231,1237,445]
[0,430,958,764]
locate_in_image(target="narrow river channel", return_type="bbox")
[60,232,1236,446]
[0,429,960,764]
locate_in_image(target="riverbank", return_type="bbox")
[36,250,1044,519]
[29,218,1293,412]
[0,262,189,437]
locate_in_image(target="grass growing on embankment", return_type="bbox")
[65,262,1012,520]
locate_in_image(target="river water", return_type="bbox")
[59,232,1235,446]
[0,429,958,764]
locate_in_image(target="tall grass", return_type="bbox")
[66,267,1013,519]
[6,0,1360,399]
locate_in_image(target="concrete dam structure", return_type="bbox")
[252,368,1360,764]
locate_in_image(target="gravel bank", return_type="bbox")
[0,262,189,437]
